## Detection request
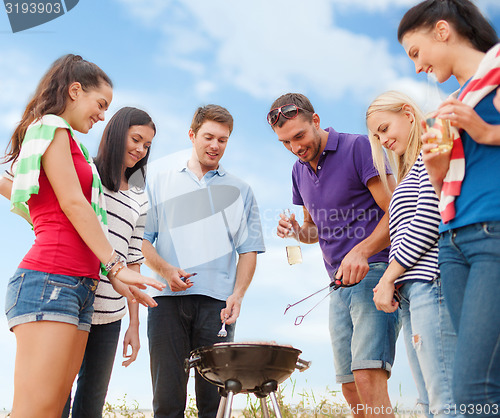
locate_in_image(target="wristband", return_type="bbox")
[110,261,126,278]
[105,253,121,272]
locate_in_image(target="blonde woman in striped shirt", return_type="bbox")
[366,91,458,417]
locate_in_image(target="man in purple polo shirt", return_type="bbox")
[270,93,399,417]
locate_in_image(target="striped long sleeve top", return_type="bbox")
[92,186,148,325]
[389,153,441,284]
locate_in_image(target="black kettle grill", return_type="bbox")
[185,342,311,418]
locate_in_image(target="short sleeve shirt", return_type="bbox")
[144,161,266,301]
[292,127,389,277]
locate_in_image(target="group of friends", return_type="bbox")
[1,0,500,417]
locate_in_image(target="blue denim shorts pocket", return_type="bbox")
[5,268,97,332]
[5,271,26,315]
[47,275,83,290]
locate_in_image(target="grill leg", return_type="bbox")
[220,379,241,418]
[216,395,227,418]
[269,391,283,418]
[223,391,235,418]
[259,397,271,418]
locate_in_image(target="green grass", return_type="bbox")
[101,380,424,417]
[102,380,349,417]
[103,394,146,418]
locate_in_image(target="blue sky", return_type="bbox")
[1,0,500,412]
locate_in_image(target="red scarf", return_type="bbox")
[440,44,500,223]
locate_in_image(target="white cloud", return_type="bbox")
[178,0,406,101]
[330,0,418,12]
[114,0,500,108]
[333,0,500,14]
[381,76,453,113]
[107,88,193,156]
[112,0,173,24]
[195,80,217,98]
[114,0,416,103]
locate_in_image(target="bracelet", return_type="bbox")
[110,261,126,278]
[105,253,121,272]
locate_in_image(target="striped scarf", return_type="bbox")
[10,114,108,234]
[440,43,500,223]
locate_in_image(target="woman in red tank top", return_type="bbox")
[2,55,164,418]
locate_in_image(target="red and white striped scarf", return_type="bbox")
[440,43,500,223]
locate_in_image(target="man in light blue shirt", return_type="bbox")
[142,105,265,418]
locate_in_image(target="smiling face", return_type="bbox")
[123,124,155,169]
[189,120,230,175]
[63,81,113,133]
[273,114,324,168]
[367,109,413,157]
[402,22,453,83]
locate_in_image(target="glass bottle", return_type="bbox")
[283,209,303,265]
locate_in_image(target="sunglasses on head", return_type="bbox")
[267,104,309,126]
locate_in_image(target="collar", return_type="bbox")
[179,160,226,177]
[323,127,339,151]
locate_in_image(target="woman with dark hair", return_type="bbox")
[2,55,163,417]
[399,0,500,414]
[62,107,156,417]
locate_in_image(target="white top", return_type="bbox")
[92,186,148,325]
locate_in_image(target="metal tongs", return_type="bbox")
[284,269,357,325]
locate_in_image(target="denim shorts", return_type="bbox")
[5,268,98,332]
[329,262,400,384]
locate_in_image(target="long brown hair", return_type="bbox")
[4,54,112,164]
[94,107,156,192]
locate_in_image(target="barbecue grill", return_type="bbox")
[185,342,310,418]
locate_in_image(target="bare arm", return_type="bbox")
[122,263,140,367]
[372,259,406,313]
[339,175,395,285]
[141,239,194,292]
[0,176,12,200]
[42,129,165,294]
[222,251,257,325]
[421,134,450,196]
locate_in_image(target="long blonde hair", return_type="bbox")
[366,91,424,189]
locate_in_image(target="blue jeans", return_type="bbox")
[148,295,235,418]
[329,262,399,383]
[439,222,500,417]
[399,279,458,418]
[61,320,122,418]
